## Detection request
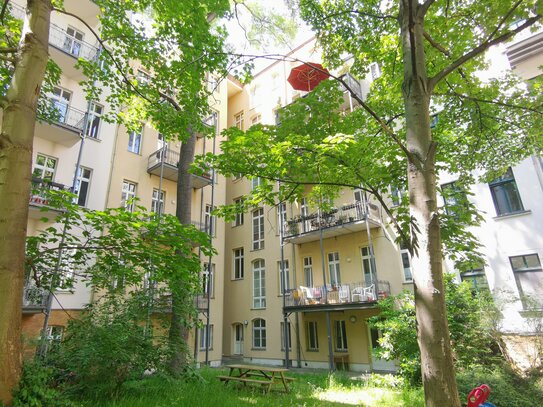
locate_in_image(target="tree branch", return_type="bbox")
[485,0,523,43]
[423,30,450,57]
[418,0,437,17]
[0,54,15,63]
[0,47,17,53]
[428,15,542,89]
[0,0,9,23]
[436,90,543,114]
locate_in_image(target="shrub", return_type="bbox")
[457,365,543,407]
[51,294,168,399]
[12,360,74,407]
[369,274,501,385]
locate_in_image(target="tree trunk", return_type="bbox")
[399,1,461,406]
[168,130,196,374]
[0,1,51,404]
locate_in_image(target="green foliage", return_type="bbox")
[456,366,543,407]
[51,294,167,399]
[12,360,73,407]
[369,274,501,385]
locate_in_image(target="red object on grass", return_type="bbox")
[287,63,330,92]
[467,384,491,407]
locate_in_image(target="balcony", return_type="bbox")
[36,100,86,146]
[196,113,218,138]
[151,293,209,313]
[147,147,213,188]
[195,294,209,311]
[284,280,390,312]
[48,24,100,79]
[283,201,381,244]
[22,284,48,313]
[28,178,68,220]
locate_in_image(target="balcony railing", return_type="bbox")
[22,284,48,311]
[49,24,100,61]
[284,280,390,308]
[283,201,380,239]
[195,294,209,310]
[38,99,87,133]
[29,178,69,207]
[147,147,213,187]
[148,147,180,169]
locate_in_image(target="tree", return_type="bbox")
[0,0,229,402]
[201,1,543,405]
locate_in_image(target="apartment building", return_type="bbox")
[13,1,228,365]
[222,39,409,372]
[14,0,118,349]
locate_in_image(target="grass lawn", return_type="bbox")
[81,368,425,406]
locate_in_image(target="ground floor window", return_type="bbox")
[307,321,319,351]
[334,320,348,351]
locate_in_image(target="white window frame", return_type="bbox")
[334,320,348,351]
[278,260,290,295]
[74,166,92,207]
[369,62,381,80]
[234,111,244,130]
[307,321,319,351]
[253,259,266,309]
[202,263,215,298]
[303,257,314,287]
[33,154,57,181]
[205,204,215,236]
[121,180,137,212]
[277,202,287,235]
[233,248,244,280]
[233,197,244,226]
[51,86,72,124]
[328,252,341,286]
[252,318,266,349]
[63,26,84,57]
[151,188,165,214]
[85,102,103,139]
[251,177,262,190]
[280,321,292,351]
[301,198,310,232]
[251,114,262,125]
[400,243,413,283]
[198,324,213,351]
[361,246,375,285]
[252,208,264,250]
[128,126,143,154]
[510,254,543,310]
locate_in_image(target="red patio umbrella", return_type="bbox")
[287,63,330,92]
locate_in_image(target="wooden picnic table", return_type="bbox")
[218,364,293,393]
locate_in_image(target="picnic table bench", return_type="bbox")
[219,364,293,393]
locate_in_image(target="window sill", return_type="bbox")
[334,350,348,353]
[251,247,265,252]
[251,307,266,311]
[251,348,266,351]
[231,277,244,281]
[493,210,531,221]
[403,281,414,285]
[306,349,319,352]
[231,224,243,228]
[87,136,101,142]
[127,150,142,156]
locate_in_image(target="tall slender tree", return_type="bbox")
[202,1,543,405]
[0,0,229,402]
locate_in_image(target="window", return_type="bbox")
[233,248,244,280]
[252,208,264,250]
[390,186,405,206]
[510,254,543,309]
[334,320,348,351]
[303,257,313,287]
[121,181,137,212]
[277,202,287,234]
[85,102,103,139]
[328,252,341,286]
[198,324,213,351]
[307,321,319,350]
[441,181,467,217]
[62,26,83,57]
[369,62,381,80]
[251,114,262,125]
[400,243,413,283]
[51,86,72,123]
[252,319,266,349]
[489,168,524,216]
[301,198,310,232]
[278,260,289,294]
[128,126,143,154]
[281,321,291,351]
[361,247,375,285]
[233,198,244,226]
[74,167,92,206]
[461,264,488,293]
[151,188,165,214]
[46,325,64,351]
[205,204,215,235]
[136,69,151,85]
[354,188,364,203]
[253,259,266,308]
[234,111,244,130]
[202,263,215,298]
[251,177,262,190]
[33,154,57,181]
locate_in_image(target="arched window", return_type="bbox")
[252,318,266,349]
[253,259,266,308]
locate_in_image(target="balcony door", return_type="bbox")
[360,247,375,285]
[233,323,244,355]
[51,86,72,124]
